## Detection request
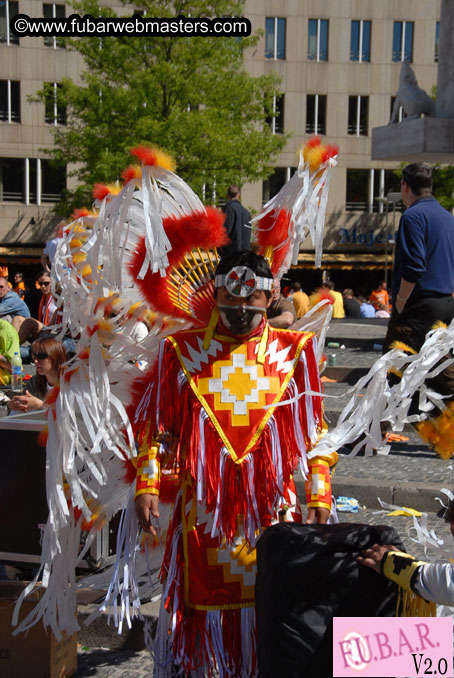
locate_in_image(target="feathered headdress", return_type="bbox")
[254,136,338,277]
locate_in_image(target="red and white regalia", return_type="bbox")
[132,319,337,677]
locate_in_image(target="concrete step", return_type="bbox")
[295,475,443,514]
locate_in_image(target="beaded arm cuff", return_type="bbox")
[381,551,426,594]
[135,441,161,499]
[305,457,332,510]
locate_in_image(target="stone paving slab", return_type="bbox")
[76,648,153,677]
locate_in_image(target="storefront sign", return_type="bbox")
[338,228,395,248]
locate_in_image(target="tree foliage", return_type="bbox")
[36,0,287,215]
[432,166,454,212]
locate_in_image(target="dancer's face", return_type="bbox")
[216,288,272,336]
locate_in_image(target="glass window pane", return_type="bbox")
[10,80,19,122]
[41,159,66,202]
[306,94,315,133]
[29,158,37,203]
[0,1,19,44]
[359,96,368,135]
[56,84,66,125]
[0,2,6,43]
[404,22,413,62]
[362,21,371,62]
[346,169,369,211]
[265,17,274,58]
[318,95,326,134]
[348,96,357,134]
[274,95,284,133]
[0,157,24,202]
[350,20,359,61]
[384,169,401,196]
[55,3,65,18]
[0,81,8,121]
[276,18,286,59]
[308,19,317,60]
[44,83,54,124]
[262,167,287,203]
[9,1,19,43]
[319,20,328,61]
[392,21,402,62]
[43,4,54,46]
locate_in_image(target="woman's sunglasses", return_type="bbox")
[32,352,49,361]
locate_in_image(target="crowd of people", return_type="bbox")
[282,279,391,320]
[0,262,154,404]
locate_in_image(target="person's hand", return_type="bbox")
[305,506,330,524]
[9,390,43,412]
[135,493,160,535]
[357,543,400,573]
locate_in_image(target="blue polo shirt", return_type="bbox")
[392,196,454,305]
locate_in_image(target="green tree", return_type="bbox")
[432,166,454,212]
[34,0,287,215]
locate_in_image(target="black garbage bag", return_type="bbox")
[255,522,404,678]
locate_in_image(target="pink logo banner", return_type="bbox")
[333,617,453,677]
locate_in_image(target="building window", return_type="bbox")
[308,19,329,61]
[41,159,66,202]
[392,21,413,62]
[0,1,19,45]
[346,169,400,213]
[0,80,20,123]
[435,22,440,62]
[348,96,368,136]
[390,96,407,123]
[0,158,24,201]
[350,20,371,62]
[43,3,65,48]
[265,17,286,60]
[306,94,326,135]
[44,82,66,125]
[266,95,284,134]
[0,157,66,204]
[262,167,296,204]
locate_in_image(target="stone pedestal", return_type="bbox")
[371,118,454,162]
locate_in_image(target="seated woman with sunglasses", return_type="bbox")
[17,271,58,346]
[8,338,67,413]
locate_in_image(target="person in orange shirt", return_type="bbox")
[291,281,310,318]
[369,281,389,311]
[13,272,25,299]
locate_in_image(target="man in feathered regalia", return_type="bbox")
[132,249,337,677]
[11,140,340,676]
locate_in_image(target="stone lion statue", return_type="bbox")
[389,62,435,123]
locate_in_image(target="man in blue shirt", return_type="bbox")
[383,164,454,457]
[384,163,454,352]
[0,277,31,332]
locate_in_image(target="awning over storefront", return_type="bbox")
[0,245,43,264]
[294,252,392,270]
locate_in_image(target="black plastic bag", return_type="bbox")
[256,522,404,678]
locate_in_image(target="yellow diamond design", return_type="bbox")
[198,345,280,426]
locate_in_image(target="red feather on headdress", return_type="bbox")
[129,207,228,323]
